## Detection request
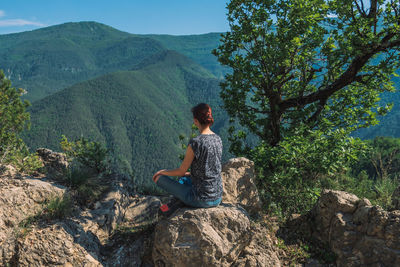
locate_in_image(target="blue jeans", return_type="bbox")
[156,175,222,208]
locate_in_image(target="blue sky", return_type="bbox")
[0,0,230,35]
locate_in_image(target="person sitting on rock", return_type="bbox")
[152,103,223,215]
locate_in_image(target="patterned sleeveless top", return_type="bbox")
[188,134,223,202]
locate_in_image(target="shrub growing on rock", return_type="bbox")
[60,135,111,206]
[60,135,110,174]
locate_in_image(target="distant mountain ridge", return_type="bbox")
[0,22,164,102]
[0,21,225,102]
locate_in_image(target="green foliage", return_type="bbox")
[276,238,311,265]
[0,22,166,102]
[352,137,400,209]
[0,69,42,174]
[61,135,109,174]
[64,165,96,189]
[43,195,73,220]
[324,171,376,202]
[0,21,225,103]
[60,136,111,206]
[324,136,400,209]
[325,170,399,210]
[0,70,30,162]
[74,181,107,206]
[214,0,400,147]
[140,32,228,78]
[373,177,398,210]
[178,124,198,160]
[352,136,400,180]
[214,0,400,216]
[252,128,366,216]
[8,148,43,175]
[64,163,108,206]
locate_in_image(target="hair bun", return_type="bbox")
[191,103,214,126]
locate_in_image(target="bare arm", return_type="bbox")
[152,145,195,183]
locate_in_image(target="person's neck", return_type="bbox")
[199,125,213,135]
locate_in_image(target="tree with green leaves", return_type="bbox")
[213,0,400,215]
[0,70,30,163]
[214,0,400,148]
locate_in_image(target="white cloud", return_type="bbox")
[0,19,45,27]
[0,10,5,17]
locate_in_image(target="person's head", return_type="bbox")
[191,103,214,128]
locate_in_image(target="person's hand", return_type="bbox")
[184,172,191,177]
[152,169,166,183]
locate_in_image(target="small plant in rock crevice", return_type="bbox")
[16,194,73,238]
[60,135,112,207]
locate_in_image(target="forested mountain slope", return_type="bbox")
[353,77,400,139]
[22,50,229,187]
[138,33,228,78]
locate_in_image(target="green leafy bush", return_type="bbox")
[0,70,42,174]
[0,70,30,161]
[64,165,108,205]
[60,135,111,206]
[252,127,366,217]
[373,178,399,210]
[60,135,110,174]
[7,146,43,175]
[323,171,376,202]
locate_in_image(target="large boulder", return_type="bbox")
[152,203,282,267]
[0,175,66,263]
[36,148,69,179]
[153,204,252,267]
[0,165,161,266]
[305,190,400,266]
[221,157,262,215]
[77,190,161,243]
[15,222,102,267]
[233,223,281,267]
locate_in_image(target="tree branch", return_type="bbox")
[307,98,328,124]
[279,31,400,112]
[368,0,378,19]
[278,51,374,111]
[354,0,367,17]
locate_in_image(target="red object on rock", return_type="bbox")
[160,204,169,212]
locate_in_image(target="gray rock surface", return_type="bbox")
[0,168,160,266]
[36,147,69,179]
[308,190,400,267]
[0,174,66,264]
[153,204,252,267]
[0,164,17,177]
[152,203,283,267]
[221,157,262,215]
[16,222,102,267]
[233,223,281,267]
